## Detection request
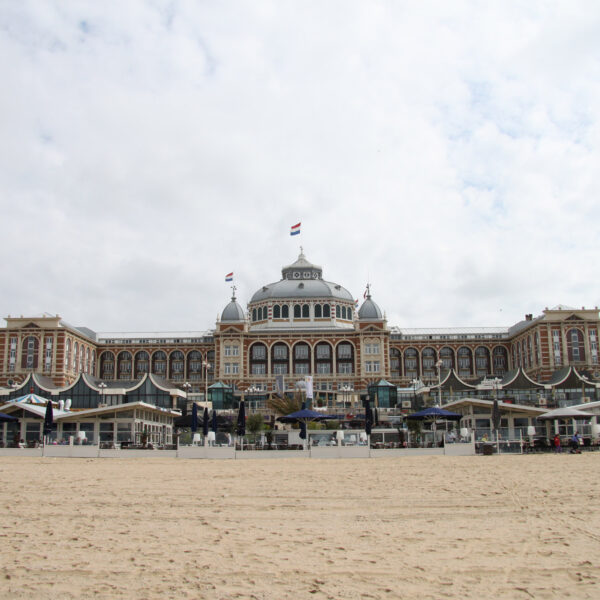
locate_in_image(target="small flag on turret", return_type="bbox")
[225,272,234,282]
[290,222,301,236]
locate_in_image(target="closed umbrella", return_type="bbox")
[43,400,54,442]
[191,403,199,433]
[365,400,373,436]
[203,407,209,446]
[237,400,246,450]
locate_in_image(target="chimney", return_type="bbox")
[525,314,533,321]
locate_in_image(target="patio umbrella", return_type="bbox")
[407,407,462,446]
[277,402,335,450]
[373,406,379,426]
[491,399,502,450]
[0,412,18,422]
[537,407,595,420]
[43,400,54,438]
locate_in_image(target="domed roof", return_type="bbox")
[221,294,245,322]
[358,290,383,320]
[249,251,354,304]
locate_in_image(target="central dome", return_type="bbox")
[248,252,356,330]
[249,252,353,303]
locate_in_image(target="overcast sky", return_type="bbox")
[2,1,600,334]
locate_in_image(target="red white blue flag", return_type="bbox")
[225,272,234,282]
[290,222,301,236]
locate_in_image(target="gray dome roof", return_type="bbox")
[358,295,383,320]
[221,297,245,322]
[250,279,353,303]
[249,251,354,304]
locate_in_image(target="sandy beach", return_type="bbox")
[0,454,599,599]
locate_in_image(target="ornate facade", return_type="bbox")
[1,253,599,408]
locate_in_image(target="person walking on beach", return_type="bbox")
[553,434,562,453]
[570,431,581,454]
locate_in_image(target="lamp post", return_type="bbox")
[247,385,259,412]
[436,359,443,407]
[202,361,211,405]
[182,381,191,410]
[98,381,107,405]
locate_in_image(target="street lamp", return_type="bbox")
[98,381,107,406]
[202,361,212,404]
[436,359,443,407]
[182,381,191,410]
[247,385,260,411]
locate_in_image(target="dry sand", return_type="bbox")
[0,454,599,599]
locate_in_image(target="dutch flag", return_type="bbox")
[290,222,301,236]
[225,272,234,282]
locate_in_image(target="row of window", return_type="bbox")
[251,303,354,322]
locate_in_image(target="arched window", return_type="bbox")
[271,343,289,375]
[73,342,79,371]
[187,351,203,381]
[91,351,96,376]
[282,305,289,318]
[117,351,132,379]
[65,339,71,369]
[99,351,114,379]
[404,348,418,378]
[294,304,301,318]
[457,347,473,377]
[293,342,311,374]
[475,347,490,376]
[135,351,149,378]
[567,329,585,362]
[85,348,90,373]
[169,351,185,380]
[273,305,281,319]
[315,342,332,374]
[390,348,401,377]
[323,304,330,318]
[250,343,268,375]
[315,304,322,318]
[302,304,309,318]
[252,308,257,322]
[21,335,39,370]
[337,342,354,375]
[440,347,454,370]
[152,351,167,375]
[421,347,436,379]
[336,305,340,318]
[493,347,508,375]
[79,345,84,373]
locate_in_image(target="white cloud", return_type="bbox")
[2,0,600,332]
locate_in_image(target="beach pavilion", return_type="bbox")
[0,395,179,448]
[442,397,547,441]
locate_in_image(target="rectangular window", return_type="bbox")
[273,364,288,374]
[337,345,352,359]
[365,343,380,355]
[251,364,266,375]
[295,345,309,359]
[224,345,239,357]
[366,361,380,373]
[224,363,239,375]
[316,363,331,374]
[316,346,330,359]
[338,363,353,374]
[295,364,309,374]
[252,346,266,360]
[273,346,288,360]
